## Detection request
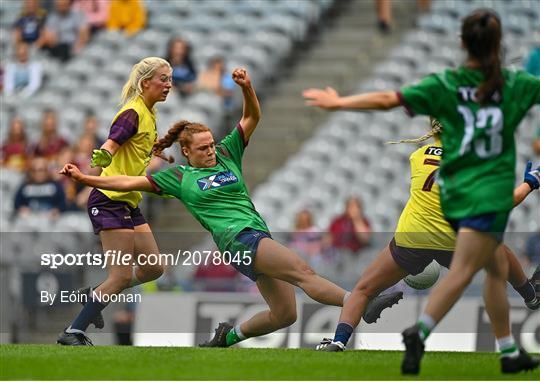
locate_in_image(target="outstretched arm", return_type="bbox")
[60,164,154,193]
[302,87,400,111]
[233,68,261,143]
[513,161,540,207]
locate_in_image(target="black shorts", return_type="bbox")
[389,237,453,276]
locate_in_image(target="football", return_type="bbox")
[404,260,441,290]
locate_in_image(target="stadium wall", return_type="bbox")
[134,293,539,352]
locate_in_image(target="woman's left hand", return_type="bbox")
[232,68,251,88]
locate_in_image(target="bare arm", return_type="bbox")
[233,68,261,142]
[100,139,121,156]
[513,183,533,207]
[60,164,154,193]
[302,87,400,111]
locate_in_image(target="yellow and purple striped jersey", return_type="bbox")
[394,141,456,251]
[100,96,158,208]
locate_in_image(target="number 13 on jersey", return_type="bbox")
[458,106,503,158]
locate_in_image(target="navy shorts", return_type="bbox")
[389,238,453,275]
[87,189,147,235]
[447,212,509,243]
[225,228,272,281]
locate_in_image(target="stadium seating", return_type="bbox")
[252,0,540,239]
[0,0,333,235]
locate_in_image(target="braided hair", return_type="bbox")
[387,117,442,145]
[152,120,211,163]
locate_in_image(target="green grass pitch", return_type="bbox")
[1,345,539,380]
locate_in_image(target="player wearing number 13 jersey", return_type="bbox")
[303,9,540,374]
[399,67,540,222]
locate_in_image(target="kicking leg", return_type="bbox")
[254,238,347,306]
[200,275,297,347]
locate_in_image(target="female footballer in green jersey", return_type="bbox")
[58,57,173,346]
[61,68,402,348]
[304,8,540,375]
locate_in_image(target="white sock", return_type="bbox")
[234,325,247,340]
[343,291,351,305]
[497,335,519,358]
[129,266,143,287]
[65,326,85,334]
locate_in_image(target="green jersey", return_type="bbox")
[148,126,269,251]
[399,67,540,219]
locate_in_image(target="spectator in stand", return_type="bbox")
[1,116,29,172]
[374,0,430,33]
[73,0,110,36]
[31,109,69,159]
[525,46,540,155]
[106,0,146,37]
[198,56,235,111]
[165,37,197,97]
[12,0,47,46]
[57,134,99,211]
[4,42,42,98]
[194,260,240,292]
[14,156,66,218]
[327,196,372,254]
[289,208,324,263]
[40,0,89,62]
[81,111,105,147]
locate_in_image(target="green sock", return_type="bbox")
[225,326,246,346]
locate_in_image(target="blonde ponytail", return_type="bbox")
[387,117,442,145]
[120,57,171,106]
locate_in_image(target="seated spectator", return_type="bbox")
[73,0,110,36]
[106,0,146,37]
[12,0,47,46]
[54,134,98,211]
[4,42,42,98]
[81,111,105,147]
[194,260,240,292]
[14,157,66,218]
[31,108,69,159]
[197,56,235,110]
[165,37,197,96]
[1,116,29,171]
[288,208,324,261]
[40,0,89,62]
[327,196,372,254]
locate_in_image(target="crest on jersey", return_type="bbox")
[197,170,238,191]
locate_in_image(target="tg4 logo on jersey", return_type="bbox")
[197,170,238,191]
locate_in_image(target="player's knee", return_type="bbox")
[147,265,164,280]
[275,309,297,328]
[352,282,377,300]
[108,274,132,291]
